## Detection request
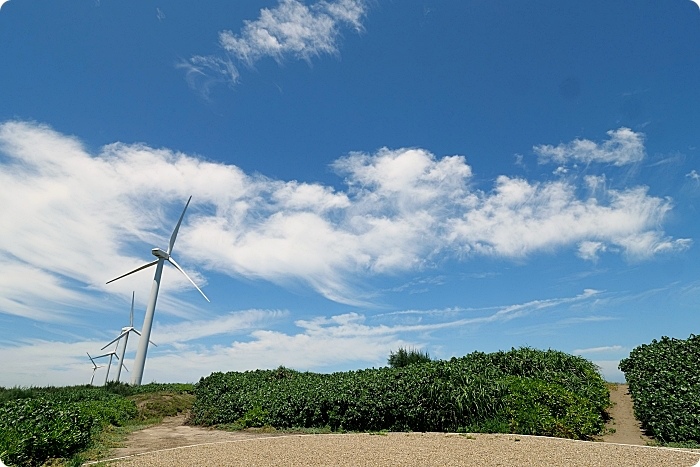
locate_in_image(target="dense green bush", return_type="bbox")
[0,398,94,467]
[192,348,609,440]
[619,334,700,443]
[387,347,432,368]
[0,386,137,467]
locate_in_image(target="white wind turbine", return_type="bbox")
[86,352,104,385]
[106,196,209,385]
[101,291,156,383]
[92,343,121,386]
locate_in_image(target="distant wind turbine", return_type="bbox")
[106,196,209,385]
[86,352,104,385]
[101,292,156,383]
[92,344,121,386]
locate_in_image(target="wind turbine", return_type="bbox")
[101,292,156,383]
[92,344,121,386]
[86,352,104,385]
[106,196,209,385]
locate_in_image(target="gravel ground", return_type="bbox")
[99,432,700,467]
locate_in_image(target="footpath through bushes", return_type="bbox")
[192,347,610,440]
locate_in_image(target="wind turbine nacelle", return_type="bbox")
[152,248,169,259]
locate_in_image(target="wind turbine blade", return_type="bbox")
[167,256,210,302]
[101,330,129,350]
[106,260,159,284]
[167,196,192,255]
[130,291,135,327]
[93,352,113,359]
[87,352,98,368]
[131,329,157,346]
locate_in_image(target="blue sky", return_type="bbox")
[1,0,699,386]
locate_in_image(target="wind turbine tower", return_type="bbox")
[106,196,209,385]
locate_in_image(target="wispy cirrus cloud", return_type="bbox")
[219,0,365,64]
[381,289,602,327]
[573,345,624,354]
[0,121,689,320]
[0,289,606,386]
[535,127,645,166]
[153,309,289,345]
[179,0,367,96]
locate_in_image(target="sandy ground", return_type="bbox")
[600,383,652,445]
[87,384,700,467]
[106,415,289,458]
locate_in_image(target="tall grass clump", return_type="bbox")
[192,347,609,440]
[620,334,700,443]
[387,347,432,368]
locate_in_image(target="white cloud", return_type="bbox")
[0,121,688,319]
[181,0,366,93]
[176,55,239,99]
[153,309,288,344]
[0,339,111,387]
[577,241,606,261]
[592,360,626,383]
[448,178,690,261]
[573,345,624,354]
[535,127,645,166]
[0,290,604,386]
[219,0,365,64]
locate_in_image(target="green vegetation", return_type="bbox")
[0,348,613,465]
[0,382,194,467]
[387,347,432,368]
[192,347,610,440]
[619,334,700,443]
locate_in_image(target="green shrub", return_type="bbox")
[502,377,605,439]
[619,334,700,442]
[387,347,432,368]
[0,388,137,466]
[192,348,609,440]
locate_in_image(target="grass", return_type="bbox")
[129,391,195,422]
[649,440,700,449]
[217,423,340,435]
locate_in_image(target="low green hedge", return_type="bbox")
[192,348,609,440]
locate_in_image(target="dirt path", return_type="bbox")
[600,383,651,445]
[106,415,290,459]
[99,383,651,463]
